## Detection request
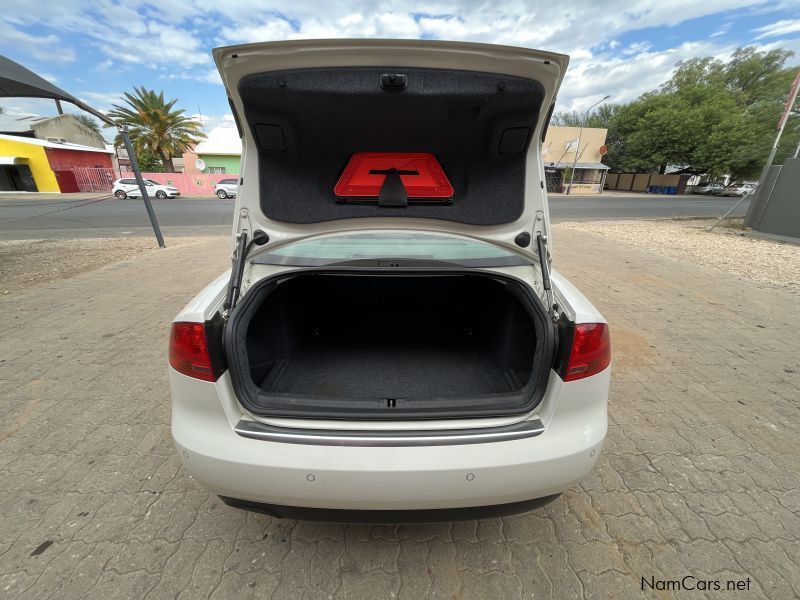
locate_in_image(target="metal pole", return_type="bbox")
[120,126,166,248]
[794,138,800,159]
[566,95,609,195]
[707,192,750,233]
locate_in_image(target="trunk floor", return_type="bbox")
[261,343,521,399]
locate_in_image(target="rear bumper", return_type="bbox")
[170,368,608,512]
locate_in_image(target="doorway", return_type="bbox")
[0,164,37,191]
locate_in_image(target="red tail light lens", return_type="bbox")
[169,322,218,382]
[563,323,611,382]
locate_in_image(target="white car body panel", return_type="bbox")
[171,366,607,509]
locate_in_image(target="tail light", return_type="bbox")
[169,322,218,382]
[563,323,611,382]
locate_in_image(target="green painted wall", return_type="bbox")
[198,154,240,174]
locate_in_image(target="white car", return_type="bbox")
[713,182,757,197]
[215,178,239,199]
[113,178,180,199]
[169,39,610,522]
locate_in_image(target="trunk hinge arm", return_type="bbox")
[532,210,559,321]
[535,231,559,322]
[223,212,269,319]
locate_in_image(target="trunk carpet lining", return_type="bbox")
[259,341,519,400]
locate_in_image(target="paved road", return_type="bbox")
[1,227,796,599]
[0,194,750,240]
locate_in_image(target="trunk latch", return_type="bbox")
[380,73,407,90]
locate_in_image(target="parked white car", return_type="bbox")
[713,182,757,197]
[113,178,180,199]
[691,182,725,195]
[215,178,238,198]
[169,39,611,522]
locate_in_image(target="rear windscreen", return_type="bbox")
[238,67,545,226]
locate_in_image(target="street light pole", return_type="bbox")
[566,94,610,195]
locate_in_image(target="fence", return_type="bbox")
[605,172,691,194]
[73,167,115,192]
[120,172,239,197]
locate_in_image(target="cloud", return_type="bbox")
[753,19,800,39]
[79,91,125,111]
[0,21,75,63]
[557,40,735,111]
[193,114,242,154]
[710,22,732,38]
[201,69,223,85]
[3,0,798,131]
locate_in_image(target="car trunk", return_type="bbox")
[224,270,554,420]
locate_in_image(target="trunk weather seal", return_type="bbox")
[234,418,544,446]
[223,268,556,420]
[251,254,533,268]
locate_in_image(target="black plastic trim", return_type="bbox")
[204,312,227,377]
[553,312,575,380]
[219,494,561,523]
[223,268,556,421]
[227,97,243,138]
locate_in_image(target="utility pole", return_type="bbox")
[566,95,610,195]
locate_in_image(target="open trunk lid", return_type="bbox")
[214,39,568,257]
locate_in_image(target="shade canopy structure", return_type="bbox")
[0,55,164,246]
[0,55,113,125]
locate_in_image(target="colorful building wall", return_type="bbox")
[542,126,608,167]
[45,148,113,171]
[0,136,59,192]
[197,154,241,174]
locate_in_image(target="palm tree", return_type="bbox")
[107,87,205,172]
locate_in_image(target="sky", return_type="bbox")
[1,0,799,153]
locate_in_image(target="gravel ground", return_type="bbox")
[554,219,800,291]
[0,237,225,295]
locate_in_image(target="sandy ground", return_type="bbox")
[0,237,226,295]
[554,218,800,292]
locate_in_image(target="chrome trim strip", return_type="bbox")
[234,418,545,447]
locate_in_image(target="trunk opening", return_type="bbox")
[224,271,554,420]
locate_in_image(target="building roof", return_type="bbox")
[0,132,113,153]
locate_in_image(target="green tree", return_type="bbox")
[72,113,102,135]
[604,46,798,179]
[107,87,204,172]
[551,103,619,128]
[135,147,164,172]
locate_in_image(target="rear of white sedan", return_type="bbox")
[169,39,610,522]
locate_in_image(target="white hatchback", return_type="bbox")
[215,178,239,198]
[169,39,610,522]
[113,178,180,199]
